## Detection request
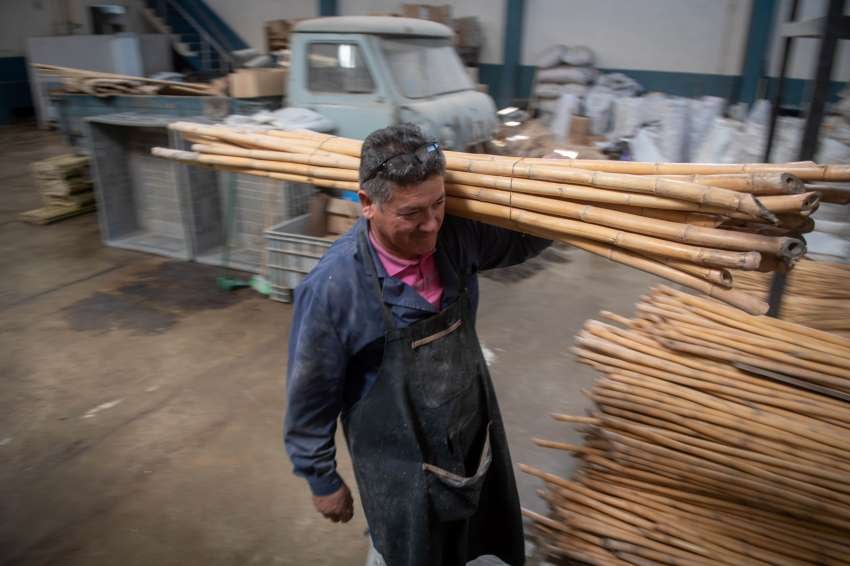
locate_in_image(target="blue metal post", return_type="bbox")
[498,0,525,108]
[737,0,778,104]
[319,0,337,17]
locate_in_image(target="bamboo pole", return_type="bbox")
[579,347,850,425]
[502,157,850,182]
[448,200,768,313]
[757,192,820,213]
[457,160,774,221]
[171,123,781,220]
[807,183,850,204]
[191,142,362,169]
[647,172,804,195]
[154,123,837,311]
[33,63,214,92]
[447,183,802,258]
[447,197,762,269]
[445,169,749,215]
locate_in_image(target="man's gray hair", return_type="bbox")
[359,123,446,204]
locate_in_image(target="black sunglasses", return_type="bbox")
[362,142,441,182]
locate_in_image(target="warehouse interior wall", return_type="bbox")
[0,0,154,57]
[523,0,751,76]
[478,0,847,106]
[338,0,506,65]
[0,0,156,124]
[3,0,848,122]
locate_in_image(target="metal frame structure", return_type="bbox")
[762,0,850,316]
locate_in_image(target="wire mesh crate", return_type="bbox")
[265,214,335,303]
[190,172,315,274]
[87,113,204,259]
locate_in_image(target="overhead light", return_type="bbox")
[504,121,521,127]
[506,135,529,141]
[498,106,518,115]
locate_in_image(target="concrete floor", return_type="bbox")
[1,124,662,565]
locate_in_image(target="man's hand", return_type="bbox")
[312,483,354,523]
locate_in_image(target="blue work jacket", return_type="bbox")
[284,216,551,496]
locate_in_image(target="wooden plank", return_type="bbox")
[325,197,361,218]
[19,204,95,225]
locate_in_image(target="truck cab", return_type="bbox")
[287,16,498,150]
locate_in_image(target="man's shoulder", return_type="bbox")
[441,214,480,242]
[438,215,483,266]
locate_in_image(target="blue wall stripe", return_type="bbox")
[0,56,33,124]
[319,0,338,17]
[479,63,847,109]
[497,0,524,108]
[738,0,778,103]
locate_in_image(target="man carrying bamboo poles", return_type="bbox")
[284,124,551,566]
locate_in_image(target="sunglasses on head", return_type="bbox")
[363,142,441,183]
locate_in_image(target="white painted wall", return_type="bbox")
[204,0,318,51]
[338,0,505,64]
[0,1,56,57]
[767,0,850,81]
[522,0,751,75]
[0,0,158,57]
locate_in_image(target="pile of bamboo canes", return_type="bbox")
[734,259,850,333]
[33,64,218,97]
[523,285,850,565]
[151,122,850,313]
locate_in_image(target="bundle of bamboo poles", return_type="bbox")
[151,122,850,313]
[734,258,850,333]
[523,285,850,565]
[33,64,218,97]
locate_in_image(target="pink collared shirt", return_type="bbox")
[369,230,444,309]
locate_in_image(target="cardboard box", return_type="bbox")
[568,115,590,145]
[307,193,361,237]
[401,4,452,25]
[452,16,482,48]
[228,68,287,98]
[265,19,296,51]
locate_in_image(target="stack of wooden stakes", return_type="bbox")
[33,64,218,97]
[151,122,850,314]
[735,259,850,335]
[523,285,850,565]
[20,154,96,224]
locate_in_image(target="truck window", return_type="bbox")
[381,37,473,99]
[307,43,376,94]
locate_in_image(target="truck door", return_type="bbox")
[289,34,394,140]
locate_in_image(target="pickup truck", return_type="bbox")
[287,16,499,150]
[50,16,498,152]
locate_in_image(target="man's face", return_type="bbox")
[360,175,446,259]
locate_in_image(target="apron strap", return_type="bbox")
[357,224,398,332]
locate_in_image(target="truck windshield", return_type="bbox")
[381,37,473,99]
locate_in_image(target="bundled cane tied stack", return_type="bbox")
[523,285,850,565]
[151,122,850,313]
[734,259,850,334]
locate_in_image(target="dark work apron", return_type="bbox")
[341,228,525,566]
